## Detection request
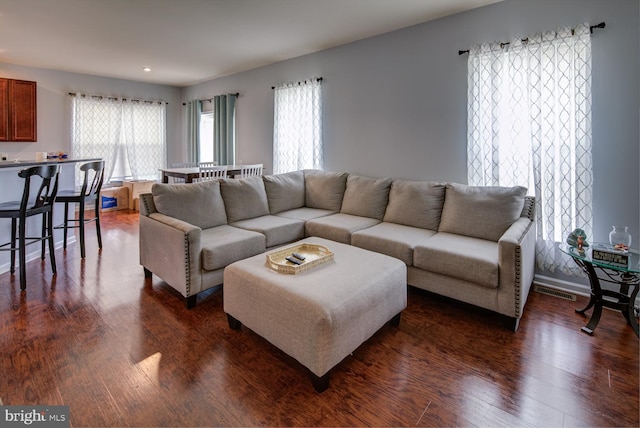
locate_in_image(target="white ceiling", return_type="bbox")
[0,0,501,87]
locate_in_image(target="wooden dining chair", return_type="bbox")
[54,160,105,259]
[0,164,60,290]
[198,163,228,181]
[237,163,263,178]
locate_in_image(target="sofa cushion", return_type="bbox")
[230,215,305,248]
[201,225,266,271]
[438,183,527,242]
[383,180,446,230]
[304,170,348,212]
[263,171,305,214]
[152,180,227,229]
[351,222,437,266]
[275,207,335,222]
[220,176,270,223]
[413,233,499,288]
[340,175,392,221]
[305,213,380,244]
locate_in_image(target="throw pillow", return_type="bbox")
[262,170,305,214]
[220,175,270,223]
[438,183,527,241]
[152,180,227,229]
[383,180,446,230]
[304,170,348,212]
[340,174,392,220]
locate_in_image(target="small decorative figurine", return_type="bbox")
[567,228,589,253]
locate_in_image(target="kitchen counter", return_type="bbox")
[0,158,101,169]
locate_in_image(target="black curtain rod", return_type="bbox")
[458,21,605,55]
[68,92,167,104]
[182,92,239,105]
[271,77,323,90]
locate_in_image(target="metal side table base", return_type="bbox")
[562,244,639,337]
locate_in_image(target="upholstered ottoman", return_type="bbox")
[223,237,407,392]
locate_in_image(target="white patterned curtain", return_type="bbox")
[467,24,592,275]
[71,95,122,186]
[273,79,323,174]
[71,94,166,184]
[122,100,166,180]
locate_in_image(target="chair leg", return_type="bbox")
[41,212,46,259]
[79,202,86,259]
[10,218,16,274]
[47,211,57,275]
[62,202,69,250]
[95,202,102,249]
[18,216,26,291]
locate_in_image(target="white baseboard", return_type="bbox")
[533,274,591,297]
[0,237,75,275]
[533,273,640,310]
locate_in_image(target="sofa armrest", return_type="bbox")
[139,212,204,298]
[497,217,536,319]
[139,192,157,216]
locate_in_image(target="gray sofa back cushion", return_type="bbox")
[152,180,227,229]
[439,183,527,242]
[262,170,305,214]
[220,176,270,223]
[340,174,392,220]
[383,180,446,230]
[303,170,348,212]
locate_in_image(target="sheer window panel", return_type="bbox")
[467,24,593,275]
[273,79,323,174]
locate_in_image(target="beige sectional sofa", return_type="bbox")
[139,169,535,330]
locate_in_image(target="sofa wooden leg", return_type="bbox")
[186,295,197,309]
[389,312,401,327]
[227,314,242,330]
[310,370,330,393]
[504,316,520,332]
[143,267,152,278]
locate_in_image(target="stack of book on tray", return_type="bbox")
[591,244,629,268]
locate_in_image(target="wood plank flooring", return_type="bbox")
[0,209,638,427]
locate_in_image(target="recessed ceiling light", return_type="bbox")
[142,67,151,72]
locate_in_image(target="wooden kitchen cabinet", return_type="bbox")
[0,78,37,142]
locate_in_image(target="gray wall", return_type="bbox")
[0,64,182,273]
[0,0,636,288]
[0,63,182,169]
[182,0,639,286]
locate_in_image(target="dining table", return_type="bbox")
[159,165,246,183]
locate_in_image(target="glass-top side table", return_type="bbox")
[560,244,639,337]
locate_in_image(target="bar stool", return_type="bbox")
[0,164,60,290]
[54,160,104,259]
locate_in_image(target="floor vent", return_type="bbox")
[533,285,577,301]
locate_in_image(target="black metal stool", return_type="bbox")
[54,160,104,258]
[0,164,60,290]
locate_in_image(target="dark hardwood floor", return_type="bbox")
[0,209,638,427]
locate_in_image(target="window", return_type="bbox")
[185,94,236,166]
[273,78,323,174]
[71,94,166,185]
[467,24,592,274]
[199,111,214,163]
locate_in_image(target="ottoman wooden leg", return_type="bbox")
[389,312,402,327]
[227,314,242,330]
[310,370,330,393]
